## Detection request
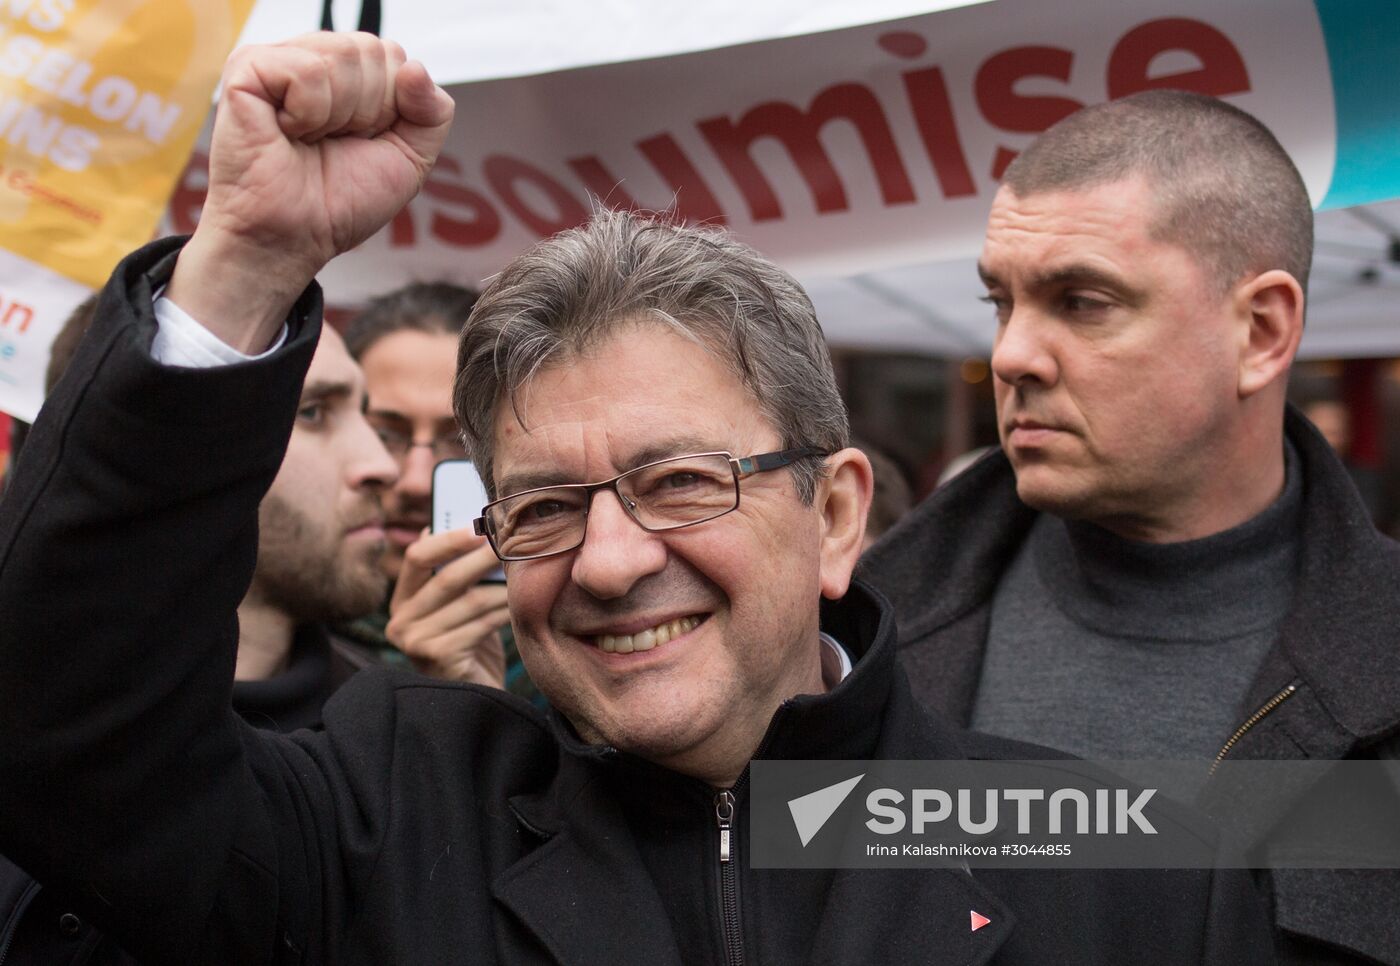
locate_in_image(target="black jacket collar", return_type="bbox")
[1270,408,1400,741]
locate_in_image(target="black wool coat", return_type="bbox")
[0,626,361,965]
[0,239,1275,965]
[861,410,1400,966]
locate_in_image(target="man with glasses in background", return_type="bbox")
[335,283,536,699]
[0,34,1272,963]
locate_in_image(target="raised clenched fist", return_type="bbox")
[165,33,455,352]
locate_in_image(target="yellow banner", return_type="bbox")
[0,0,254,420]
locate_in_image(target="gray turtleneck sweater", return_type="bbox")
[971,445,1302,761]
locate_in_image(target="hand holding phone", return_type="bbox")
[383,460,512,687]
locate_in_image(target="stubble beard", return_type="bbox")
[253,493,389,624]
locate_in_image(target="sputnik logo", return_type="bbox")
[787,774,865,846]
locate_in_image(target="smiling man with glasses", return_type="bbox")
[0,37,1273,965]
[449,211,874,790]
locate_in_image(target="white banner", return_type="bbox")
[148,0,1400,363]
[163,0,1354,306]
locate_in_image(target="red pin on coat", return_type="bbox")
[970,910,991,933]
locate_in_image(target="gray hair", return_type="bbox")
[1003,90,1313,296]
[454,208,848,500]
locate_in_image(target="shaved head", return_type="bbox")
[1002,90,1313,297]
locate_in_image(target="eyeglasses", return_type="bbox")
[473,447,826,561]
[372,424,468,464]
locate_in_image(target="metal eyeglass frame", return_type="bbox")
[472,446,826,561]
[370,423,469,464]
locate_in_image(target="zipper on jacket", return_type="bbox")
[715,786,745,966]
[1211,682,1299,775]
[0,879,42,966]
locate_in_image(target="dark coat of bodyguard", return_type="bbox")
[0,33,1277,966]
[863,92,1400,965]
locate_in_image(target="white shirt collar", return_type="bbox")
[819,632,853,690]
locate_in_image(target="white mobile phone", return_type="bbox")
[432,459,506,582]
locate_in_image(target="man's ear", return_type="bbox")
[816,447,874,600]
[1236,269,1304,399]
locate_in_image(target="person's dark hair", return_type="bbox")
[454,208,848,502]
[343,281,479,360]
[1003,90,1313,296]
[44,293,99,394]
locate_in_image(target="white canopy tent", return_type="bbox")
[235,0,1400,362]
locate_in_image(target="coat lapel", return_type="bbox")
[1267,413,1400,744]
[1200,412,1400,842]
[493,779,686,966]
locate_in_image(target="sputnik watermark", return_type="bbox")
[750,759,1400,869]
[864,786,1157,836]
[766,764,1163,869]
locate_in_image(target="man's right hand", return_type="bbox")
[386,528,512,688]
[164,33,455,353]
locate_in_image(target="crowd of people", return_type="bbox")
[0,30,1396,966]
